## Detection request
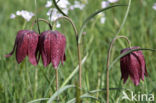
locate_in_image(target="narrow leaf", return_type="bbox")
[67,94,98,103]
[61,54,88,88]
[27,98,49,103]
[78,4,127,44]
[53,0,68,16]
[47,85,75,103]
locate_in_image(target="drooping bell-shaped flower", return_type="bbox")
[39,30,66,69]
[6,30,39,65]
[120,47,148,86]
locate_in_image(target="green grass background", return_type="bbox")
[0,0,156,103]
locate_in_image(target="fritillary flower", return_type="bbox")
[39,30,66,69]
[120,47,148,86]
[6,30,39,65]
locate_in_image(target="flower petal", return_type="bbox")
[16,31,29,63]
[51,31,66,69]
[39,31,51,67]
[28,31,39,65]
[60,35,66,65]
[43,32,51,66]
[131,47,147,80]
[120,54,129,84]
[129,53,141,86]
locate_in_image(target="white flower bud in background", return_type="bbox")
[58,0,70,8]
[19,10,34,21]
[100,17,106,24]
[101,1,109,8]
[10,13,16,19]
[47,8,62,21]
[152,3,156,10]
[71,1,85,10]
[98,13,106,24]
[108,0,119,3]
[45,1,52,8]
[56,22,61,28]
[10,10,34,21]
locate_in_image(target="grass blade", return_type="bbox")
[47,85,75,103]
[27,98,49,103]
[67,94,98,103]
[60,54,88,88]
[78,4,127,44]
[116,0,131,35]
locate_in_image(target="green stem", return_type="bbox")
[34,68,38,98]
[34,0,40,34]
[36,18,40,34]
[116,0,131,35]
[106,36,131,103]
[78,4,127,44]
[53,16,82,89]
[31,18,52,30]
[60,55,88,88]
[53,16,78,37]
[55,69,58,91]
[22,20,27,29]
[55,69,59,102]
[40,68,55,92]
[34,0,39,98]
[52,0,68,16]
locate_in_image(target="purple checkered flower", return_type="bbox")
[120,47,148,86]
[6,30,39,65]
[39,30,66,69]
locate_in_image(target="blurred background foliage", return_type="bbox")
[0,0,156,102]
